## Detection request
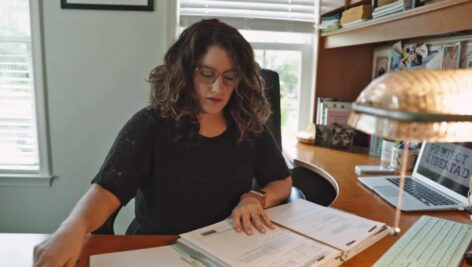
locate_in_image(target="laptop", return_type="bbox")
[359,142,471,211]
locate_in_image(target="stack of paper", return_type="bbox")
[90,246,193,267]
[178,199,388,266]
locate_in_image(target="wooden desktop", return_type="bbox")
[3,144,471,267]
[289,144,471,266]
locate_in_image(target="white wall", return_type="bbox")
[0,0,176,233]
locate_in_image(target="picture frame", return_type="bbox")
[372,46,390,79]
[442,42,461,69]
[61,0,154,11]
[314,124,355,150]
[460,43,472,69]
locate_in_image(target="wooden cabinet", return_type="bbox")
[314,0,472,119]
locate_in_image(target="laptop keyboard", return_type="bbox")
[374,215,472,267]
[386,177,458,206]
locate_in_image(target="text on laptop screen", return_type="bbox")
[416,143,472,197]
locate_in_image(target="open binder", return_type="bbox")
[177,199,388,267]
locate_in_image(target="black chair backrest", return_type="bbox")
[260,69,282,149]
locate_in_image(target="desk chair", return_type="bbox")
[93,69,336,235]
[260,68,336,206]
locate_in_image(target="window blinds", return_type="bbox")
[0,0,39,171]
[179,0,316,32]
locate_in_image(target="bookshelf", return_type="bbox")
[314,0,472,119]
[322,0,472,48]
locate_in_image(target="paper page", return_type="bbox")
[89,245,193,267]
[179,219,340,267]
[266,199,385,252]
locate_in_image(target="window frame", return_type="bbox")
[0,0,53,187]
[250,41,316,141]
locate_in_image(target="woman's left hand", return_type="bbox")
[231,197,275,235]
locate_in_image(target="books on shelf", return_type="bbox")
[320,14,341,33]
[316,97,352,126]
[316,97,332,125]
[372,0,413,19]
[341,18,369,28]
[326,107,351,126]
[340,4,372,26]
[178,199,389,267]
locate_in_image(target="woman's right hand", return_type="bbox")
[33,226,86,267]
[33,184,120,267]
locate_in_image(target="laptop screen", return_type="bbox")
[416,142,472,197]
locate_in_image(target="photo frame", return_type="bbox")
[372,46,390,79]
[460,43,472,69]
[61,0,154,11]
[442,42,461,69]
[314,124,355,150]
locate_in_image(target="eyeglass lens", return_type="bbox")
[195,66,239,87]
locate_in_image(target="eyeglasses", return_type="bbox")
[194,66,240,87]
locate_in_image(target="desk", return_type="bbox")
[3,144,471,267]
[289,144,471,266]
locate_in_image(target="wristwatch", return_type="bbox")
[240,189,267,208]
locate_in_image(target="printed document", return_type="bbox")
[179,218,340,267]
[266,199,387,253]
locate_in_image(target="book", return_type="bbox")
[372,0,412,18]
[316,97,335,125]
[320,14,341,33]
[326,108,351,126]
[322,100,352,125]
[341,18,369,28]
[340,5,372,25]
[177,199,389,267]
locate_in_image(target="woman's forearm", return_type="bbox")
[33,184,121,267]
[60,184,121,234]
[262,176,292,208]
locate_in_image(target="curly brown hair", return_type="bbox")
[148,19,270,142]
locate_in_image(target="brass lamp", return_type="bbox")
[348,69,472,234]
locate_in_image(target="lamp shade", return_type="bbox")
[348,69,472,142]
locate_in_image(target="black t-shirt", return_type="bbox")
[92,108,290,235]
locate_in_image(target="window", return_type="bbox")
[244,30,314,148]
[179,0,317,147]
[0,0,51,185]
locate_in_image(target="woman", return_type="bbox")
[34,19,292,266]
